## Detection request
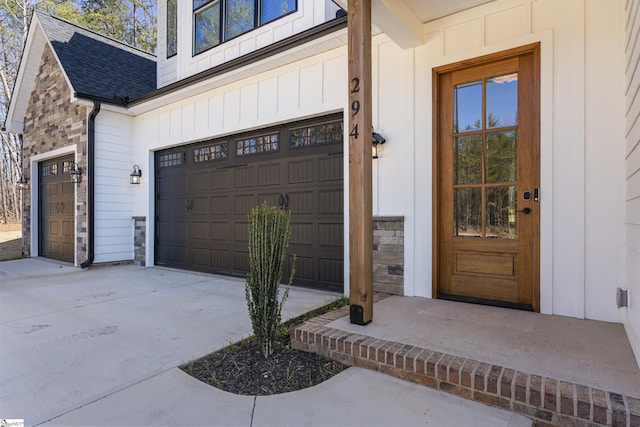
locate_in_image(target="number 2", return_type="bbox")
[350,77,360,94]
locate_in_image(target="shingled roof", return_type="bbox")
[36,11,156,102]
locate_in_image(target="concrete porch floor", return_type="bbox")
[292,296,640,426]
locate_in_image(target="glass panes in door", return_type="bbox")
[453,74,519,239]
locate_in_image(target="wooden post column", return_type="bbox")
[348,0,373,325]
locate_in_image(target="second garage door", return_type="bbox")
[156,114,344,291]
[39,154,75,263]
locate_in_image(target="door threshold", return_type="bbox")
[438,294,533,312]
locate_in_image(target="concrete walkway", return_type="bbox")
[43,367,529,427]
[0,259,530,426]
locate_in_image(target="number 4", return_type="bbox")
[350,124,359,139]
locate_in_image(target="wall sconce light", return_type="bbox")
[130,165,142,184]
[69,162,82,184]
[16,176,29,191]
[372,132,386,159]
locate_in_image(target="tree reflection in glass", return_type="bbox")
[454,188,482,237]
[454,135,482,185]
[486,186,517,239]
[452,72,519,240]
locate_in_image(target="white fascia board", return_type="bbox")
[332,0,424,49]
[5,119,25,134]
[76,98,133,116]
[5,16,46,134]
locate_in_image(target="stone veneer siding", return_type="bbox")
[21,44,88,264]
[373,216,404,295]
[133,216,146,266]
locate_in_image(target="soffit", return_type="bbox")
[403,0,496,23]
[333,0,495,48]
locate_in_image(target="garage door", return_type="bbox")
[39,155,75,262]
[156,114,344,291]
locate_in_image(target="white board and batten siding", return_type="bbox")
[94,110,136,263]
[135,0,629,328]
[398,0,625,322]
[625,0,640,370]
[156,0,342,88]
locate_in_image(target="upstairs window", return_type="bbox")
[167,0,177,57]
[194,0,296,55]
[261,0,295,25]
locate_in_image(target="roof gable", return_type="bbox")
[37,12,156,101]
[5,12,156,132]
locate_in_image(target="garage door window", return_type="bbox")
[194,142,228,163]
[290,120,343,148]
[62,161,75,173]
[42,164,58,176]
[159,151,186,168]
[236,133,279,156]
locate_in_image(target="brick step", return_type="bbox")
[291,305,640,427]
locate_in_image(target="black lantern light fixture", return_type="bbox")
[130,165,142,184]
[372,131,386,159]
[69,162,82,184]
[16,176,29,191]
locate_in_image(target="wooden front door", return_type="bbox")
[39,155,75,263]
[434,44,540,311]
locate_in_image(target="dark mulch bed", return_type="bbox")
[181,298,349,395]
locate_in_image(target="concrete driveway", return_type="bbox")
[0,259,338,425]
[1,258,531,427]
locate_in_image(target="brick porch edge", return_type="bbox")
[291,305,640,427]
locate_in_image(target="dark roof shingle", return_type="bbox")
[36,12,156,101]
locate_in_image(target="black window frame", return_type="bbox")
[193,0,298,56]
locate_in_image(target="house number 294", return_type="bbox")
[350,77,360,139]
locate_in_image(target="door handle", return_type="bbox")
[277,193,290,210]
[518,207,532,214]
[59,201,63,213]
[186,199,193,212]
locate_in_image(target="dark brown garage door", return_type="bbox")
[39,155,75,262]
[156,114,344,291]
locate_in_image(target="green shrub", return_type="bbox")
[245,203,295,358]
